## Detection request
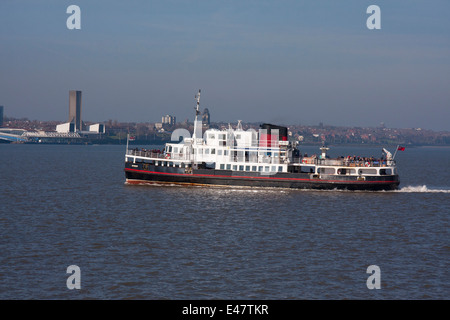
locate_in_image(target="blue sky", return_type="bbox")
[1,0,449,130]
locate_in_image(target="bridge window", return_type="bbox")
[358,168,377,175]
[337,168,356,175]
[379,168,392,175]
[300,166,314,173]
[318,167,335,174]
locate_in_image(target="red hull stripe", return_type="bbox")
[125,168,397,184]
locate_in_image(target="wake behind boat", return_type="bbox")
[124,90,400,191]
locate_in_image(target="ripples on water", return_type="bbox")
[0,144,448,299]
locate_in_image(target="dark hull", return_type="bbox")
[124,162,400,191]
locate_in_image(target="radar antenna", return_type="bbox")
[195,89,201,116]
[192,89,201,140]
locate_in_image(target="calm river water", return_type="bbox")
[0,144,448,299]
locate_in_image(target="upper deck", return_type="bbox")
[301,156,395,168]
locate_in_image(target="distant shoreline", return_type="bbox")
[3,140,450,148]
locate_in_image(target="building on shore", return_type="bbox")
[69,90,83,131]
[56,90,104,135]
[88,123,105,133]
[57,90,84,133]
[202,108,210,126]
[162,114,176,125]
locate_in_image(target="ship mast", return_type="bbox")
[192,89,201,140]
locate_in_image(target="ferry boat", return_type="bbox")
[124,90,400,191]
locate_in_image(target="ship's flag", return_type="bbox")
[397,146,405,151]
[129,136,136,141]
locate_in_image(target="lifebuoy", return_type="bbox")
[365,162,369,167]
[165,154,170,159]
